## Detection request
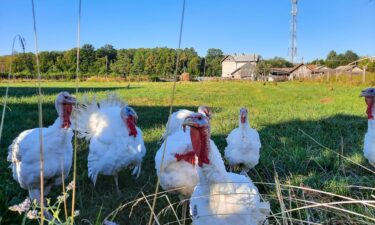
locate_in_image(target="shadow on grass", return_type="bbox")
[0,85,142,98]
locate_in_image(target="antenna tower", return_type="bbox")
[290,0,298,64]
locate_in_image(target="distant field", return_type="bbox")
[1,80,375,224]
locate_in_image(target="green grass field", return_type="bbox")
[1,80,375,225]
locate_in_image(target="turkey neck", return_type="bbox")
[125,116,138,137]
[365,96,375,120]
[58,103,73,129]
[190,126,210,167]
[191,126,228,184]
[239,115,250,134]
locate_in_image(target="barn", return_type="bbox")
[270,63,313,80]
[335,65,363,74]
[221,54,259,79]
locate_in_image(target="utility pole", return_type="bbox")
[289,0,298,64]
[203,57,206,77]
[105,55,108,80]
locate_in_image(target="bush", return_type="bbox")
[150,76,161,82]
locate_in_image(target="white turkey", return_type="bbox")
[224,108,261,173]
[181,113,270,225]
[7,91,76,216]
[361,87,375,167]
[155,106,211,223]
[159,106,211,142]
[74,93,146,193]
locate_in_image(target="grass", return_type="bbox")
[1,79,375,224]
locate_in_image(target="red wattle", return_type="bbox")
[126,116,138,137]
[365,97,374,120]
[241,115,246,124]
[175,151,196,165]
[198,130,210,167]
[190,127,210,167]
[190,128,201,162]
[62,103,73,128]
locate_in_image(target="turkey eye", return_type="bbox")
[198,116,202,120]
[64,96,68,99]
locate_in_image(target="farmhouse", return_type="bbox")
[221,54,259,79]
[270,63,313,80]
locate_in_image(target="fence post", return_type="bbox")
[327,71,330,82]
[362,66,367,84]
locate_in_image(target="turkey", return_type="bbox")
[361,87,375,167]
[181,113,270,225]
[155,106,211,223]
[74,93,146,193]
[159,106,211,142]
[7,91,76,216]
[224,108,261,173]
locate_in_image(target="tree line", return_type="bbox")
[1,46,373,80]
[0,44,224,79]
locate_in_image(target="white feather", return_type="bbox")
[155,128,199,197]
[190,138,269,225]
[74,93,146,184]
[364,120,375,166]
[7,118,73,194]
[160,109,195,142]
[224,115,261,171]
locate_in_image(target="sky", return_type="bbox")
[0,0,374,62]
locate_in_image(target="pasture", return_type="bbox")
[1,80,375,224]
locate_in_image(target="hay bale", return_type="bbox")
[179,72,191,81]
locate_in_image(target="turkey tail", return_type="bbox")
[88,166,99,186]
[72,94,100,140]
[99,92,126,109]
[73,92,127,140]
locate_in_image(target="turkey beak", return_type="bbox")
[67,96,77,104]
[182,117,195,131]
[360,89,375,97]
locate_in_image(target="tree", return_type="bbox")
[96,44,117,61]
[325,50,339,68]
[187,56,200,75]
[256,60,271,78]
[80,44,96,74]
[112,49,135,76]
[131,48,147,75]
[266,57,293,68]
[205,48,223,76]
[309,58,325,65]
[12,52,35,76]
[343,50,359,63]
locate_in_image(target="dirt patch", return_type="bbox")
[320,97,334,103]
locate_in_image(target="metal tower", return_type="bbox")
[289,0,298,64]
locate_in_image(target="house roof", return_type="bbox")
[271,63,312,74]
[306,64,318,70]
[221,54,258,63]
[335,65,362,72]
[230,62,256,75]
[271,67,291,72]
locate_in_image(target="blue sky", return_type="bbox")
[0,0,374,62]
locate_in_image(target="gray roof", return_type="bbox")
[231,62,256,76]
[221,54,259,63]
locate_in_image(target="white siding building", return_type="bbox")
[221,54,259,79]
